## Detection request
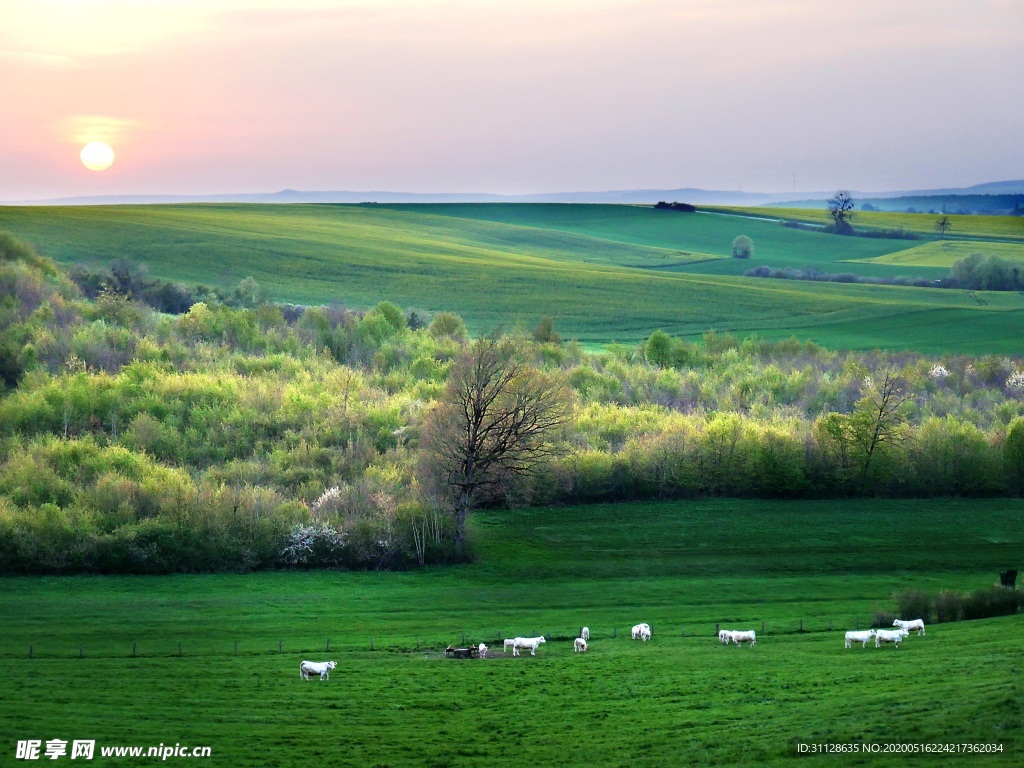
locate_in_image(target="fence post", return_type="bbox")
[715,622,720,636]
[278,640,282,653]
[416,636,419,651]
[800,619,803,632]
[132,643,137,657]
[761,621,765,634]
[80,646,83,658]
[370,638,374,651]
[829,619,832,631]
[178,642,182,657]
[856,617,860,630]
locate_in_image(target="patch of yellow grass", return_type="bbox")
[850,240,1024,268]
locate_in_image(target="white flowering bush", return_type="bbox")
[862,375,874,391]
[1006,371,1024,394]
[929,364,950,381]
[310,486,343,519]
[278,523,348,567]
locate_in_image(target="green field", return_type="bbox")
[2,203,1024,352]
[1,500,1021,766]
[853,240,1024,268]
[720,206,1024,241]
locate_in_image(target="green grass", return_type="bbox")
[721,205,1024,241]
[853,240,1024,268]
[0,499,1021,766]
[2,203,1024,352]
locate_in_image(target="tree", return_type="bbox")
[533,316,561,344]
[732,235,754,259]
[645,330,672,367]
[935,215,952,239]
[816,370,910,494]
[826,190,855,235]
[1005,417,1024,496]
[420,337,571,553]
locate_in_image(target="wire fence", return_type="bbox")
[7,617,882,660]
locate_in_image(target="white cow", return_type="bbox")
[731,630,756,647]
[893,618,925,636]
[299,660,337,680]
[875,628,909,648]
[581,627,590,642]
[844,630,876,648]
[478,643,488,658]
[512,636,546,656]
[574,637,588,653]
[631,623,651,641]
[503,638,516,653]
[718,629,733,644]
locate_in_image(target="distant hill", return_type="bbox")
[5,180,1023,209]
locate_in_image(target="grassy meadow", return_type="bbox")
[1,499,1021,767]
[2,203,1023,351]
[720,206,1024,241]
[854,240,1024,268]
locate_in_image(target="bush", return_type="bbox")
[871,610,897,629]
[894,589,932,624]
[732,235,754,259]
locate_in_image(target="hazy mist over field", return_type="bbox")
[2,0,1022,200]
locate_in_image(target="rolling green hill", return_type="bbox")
[1,499,1020,766]
[1,203,1022,351]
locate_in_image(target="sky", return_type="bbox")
[1,0,1022,200]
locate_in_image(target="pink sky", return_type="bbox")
[2,0,1022,200]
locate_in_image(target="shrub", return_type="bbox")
[894,589,932,623]
[732,235,754,259]
[871,610,897,629]
[278,523,349,568]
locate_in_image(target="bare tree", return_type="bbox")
[420,336,571,554]
[826,190,855,234]
[819,370,910,493]
[935,215,952,239]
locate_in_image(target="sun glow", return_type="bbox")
[80,142,115,171]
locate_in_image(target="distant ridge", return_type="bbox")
[5,181,1023,207]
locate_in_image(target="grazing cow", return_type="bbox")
[731,630,756,647]
[718,629,733,644]
[503,638,516,653]
[574,637,588,653]
[844,630,876,648]
[512,636,546,656]
[893,618,925,636]
[632,623,651,641]
[299,660,337,681]
[581,627,590,642]
[875,628,909,648]
[478,643,488,658]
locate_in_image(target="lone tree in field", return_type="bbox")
[826,190,855,235]
[935,215,952,239]
[732,234,754,259]
[420,336,571,554]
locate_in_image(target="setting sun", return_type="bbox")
[80,141,115,171]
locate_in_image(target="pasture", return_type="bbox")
[1,499,1021,766]
[719,206,1024,242]
[853,240,1024,268]
[2,203,1024,352]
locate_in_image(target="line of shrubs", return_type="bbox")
[746,253,1024,292]
[873,586,1023,627]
